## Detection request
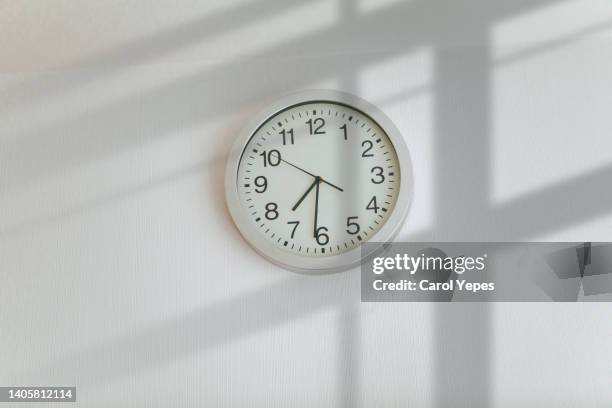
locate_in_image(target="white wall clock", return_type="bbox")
[225,90,413,273]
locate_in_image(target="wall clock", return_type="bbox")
[225,90,413,273]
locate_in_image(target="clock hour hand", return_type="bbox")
[292,177,320,211]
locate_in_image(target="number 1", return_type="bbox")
[340,124,347,140]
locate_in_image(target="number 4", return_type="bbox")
[366,196,379,213]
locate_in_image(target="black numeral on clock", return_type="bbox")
[361,140,374,157]
[315,226,329,245]
[346,216,360,235]
[366,196,380,213]
[370,166,385,184]
[287,221,300,238]
[340,124,348,140]
[254,176,267,193]
[265,202,279,220]
[260,150,281,167]
[280,128,294,145]
[306,118,326,135]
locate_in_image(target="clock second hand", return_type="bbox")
[270,151,344,192]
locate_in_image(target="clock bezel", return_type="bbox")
[225,90,413,273]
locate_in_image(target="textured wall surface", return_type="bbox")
[2,0,612,406]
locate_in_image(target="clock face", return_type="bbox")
[226,91,412,272]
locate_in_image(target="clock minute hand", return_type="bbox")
[313,177,320,238]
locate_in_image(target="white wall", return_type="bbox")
[2,0,612,406]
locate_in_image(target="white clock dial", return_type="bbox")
[237,102,399,256]
[226,91,412,272]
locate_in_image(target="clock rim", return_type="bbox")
[225,90,413,274]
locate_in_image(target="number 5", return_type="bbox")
[346,216,360,235]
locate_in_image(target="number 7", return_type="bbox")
[287,221,300,238]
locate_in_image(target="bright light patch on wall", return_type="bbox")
[305,77,340,91]
[491,0,612,205]
[202,0,338,60]
[358,48,432,104]
[357,0,414,14]
[491,40,612,205]
[0,0,255,71]
[492,0,612,61]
